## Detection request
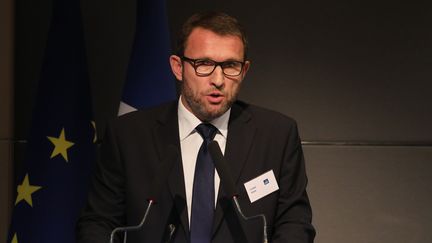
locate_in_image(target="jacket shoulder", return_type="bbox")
[104,101,177,138]
[234,100,298,128]
[114,100,176,123]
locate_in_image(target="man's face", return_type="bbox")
[170,27,250,121]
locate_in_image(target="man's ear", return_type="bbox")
[241,60,251,79]
[169,55,183,81]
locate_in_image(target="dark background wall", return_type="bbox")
[7,0,432,242]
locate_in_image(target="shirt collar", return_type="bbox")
[178,96,230,141]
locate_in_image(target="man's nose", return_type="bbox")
[211,65,224,87]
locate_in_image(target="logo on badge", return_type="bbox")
[263,178,269,185]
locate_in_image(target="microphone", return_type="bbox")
[109,146,179,243]
[208,141,268,243]
[167,224,176,243]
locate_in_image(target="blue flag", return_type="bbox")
[8,0,95,242]
[118,0,176,115]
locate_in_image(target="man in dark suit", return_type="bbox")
[77,12,315,243]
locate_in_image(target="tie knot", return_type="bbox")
[195,123,218,141]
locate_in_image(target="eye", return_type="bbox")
[223,61,241,68]
[195,59,215,66]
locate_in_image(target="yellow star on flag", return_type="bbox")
[47,127,74,162]
[15,174,42,207]
[11,233,18,243]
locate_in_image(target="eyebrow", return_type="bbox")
[195,57,243,62]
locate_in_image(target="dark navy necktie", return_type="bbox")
[190,123,218,243]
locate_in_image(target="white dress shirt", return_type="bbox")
[177,97,230,225]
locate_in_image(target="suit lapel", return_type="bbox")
[212,101,256,236]
[152,102,190,238]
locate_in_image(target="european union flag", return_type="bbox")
[118,0,176,115]
[7,0,95,242]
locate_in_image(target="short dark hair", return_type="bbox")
[175,11,248,59]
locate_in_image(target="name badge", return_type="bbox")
[243,170,279,203]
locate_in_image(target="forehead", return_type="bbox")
[184,27,245,61]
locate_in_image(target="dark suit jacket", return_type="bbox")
[76,100,315,243]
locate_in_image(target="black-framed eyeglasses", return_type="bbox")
[181,56,245,77]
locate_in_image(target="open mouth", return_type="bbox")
[207,92,224,103]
